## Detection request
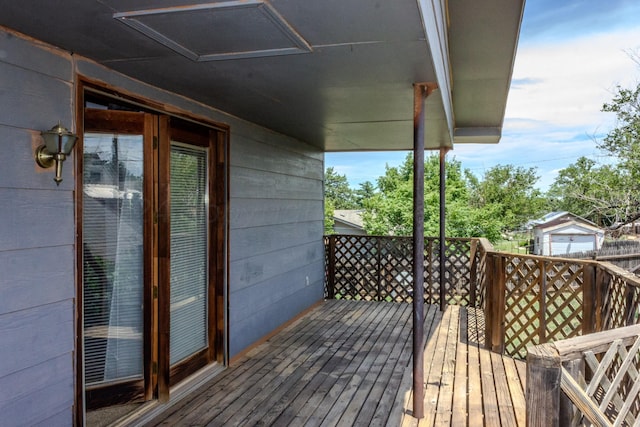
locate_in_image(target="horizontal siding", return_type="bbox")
[227,122,324,358]
[0,29,72,81]
[0,353,73,426]
[229,259,324,324]
[0,60,73,132]
[0,246,74,315]
[0,300,74,378]
[230,241,324,291]
[229,284,323,356]
[230,198,323,229]
[231,133,324,180]
[229,221,322,262]
[231,167,322,200]
[0,28,75,426]
[0,188,75,251]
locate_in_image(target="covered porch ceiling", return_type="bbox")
[0,0,524,151]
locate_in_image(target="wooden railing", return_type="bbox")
[527,324,640,426]
[483,253,640,359]
[323,234,490,307]
[324,235,640,358]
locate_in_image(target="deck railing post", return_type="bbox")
[526,343,562,427]
[427,238,434,304]
[484,252,494,350]
[484,253,505,354]
[559,358,583,425]
[597,267,611,330]
[376,237,382,301]
[495,255,506,353]
[469,239,478,308]
[485,253,506,353]
[327,235,336,299]
[582,264,597,335]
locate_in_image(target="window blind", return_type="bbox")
[169,143,209,365]
[83,133,144,385]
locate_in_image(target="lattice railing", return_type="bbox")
[323,234,486,306]
[527,324,640,427]
[486,252,640,360]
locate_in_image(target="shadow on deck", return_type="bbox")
[127,300,525,426]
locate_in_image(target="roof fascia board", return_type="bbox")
[541,220,603,234]
[416,0,454,143]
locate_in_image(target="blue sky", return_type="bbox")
[326,0,640,191]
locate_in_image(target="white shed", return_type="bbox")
[532,212,605,256]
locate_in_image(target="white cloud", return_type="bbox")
[506,28,640,131]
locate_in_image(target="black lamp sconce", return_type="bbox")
[35,123,78,185]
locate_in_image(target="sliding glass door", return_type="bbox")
[82,109,153,408]
[79,95,226,413]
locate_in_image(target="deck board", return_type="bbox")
[137,300,526,427]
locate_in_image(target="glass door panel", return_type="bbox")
[169,143,209,365]
[82,108,153,409]
[83,133,145,385]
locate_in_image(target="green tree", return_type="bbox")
[548,79,640,227]
[362,153,504,240]
[468,165,547,231]
[324,167,357,209]
[324,198,335,234]
[354,181,376,207]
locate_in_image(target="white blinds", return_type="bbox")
[169,143,209,365]
[83,133,144,385]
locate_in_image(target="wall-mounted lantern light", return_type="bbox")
[35,123,78,186]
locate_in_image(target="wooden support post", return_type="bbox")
[327,235,336,299]
[582,264,597,335]
[484,252,494,349]
[412,83,427,420]
[493,255,506,353]
[596,267,610,330]
[539,260,547,344]
[559,358,583,426]
[485,254,506,353]
[439,147,447,312]
[376,237,382,301]
[427,238,434,304]
[526,343,562,427]
[412,82,436,419]
[469,239,478,307]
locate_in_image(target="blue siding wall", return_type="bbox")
[0,26,324,423]
[0,30,76,426]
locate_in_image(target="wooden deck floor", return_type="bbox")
[137,300,526,427]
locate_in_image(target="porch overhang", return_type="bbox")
[0,0,524,151]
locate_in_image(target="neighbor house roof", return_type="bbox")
[532,211,600,230]
[0,0,525,152]
[333,210,365,230]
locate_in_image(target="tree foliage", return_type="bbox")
[360,154,535,241]
[324,167,357,209]
[468,165,547,231]
[549,80,640,227]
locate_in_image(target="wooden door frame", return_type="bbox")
[75,77,230,423]
[158,118,225,393]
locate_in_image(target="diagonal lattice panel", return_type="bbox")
[379,237,413,302]
[545,262,584,342]
[504,257,543,359]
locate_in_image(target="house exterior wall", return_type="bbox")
[0,27,324,424]
[333,221,367,235]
